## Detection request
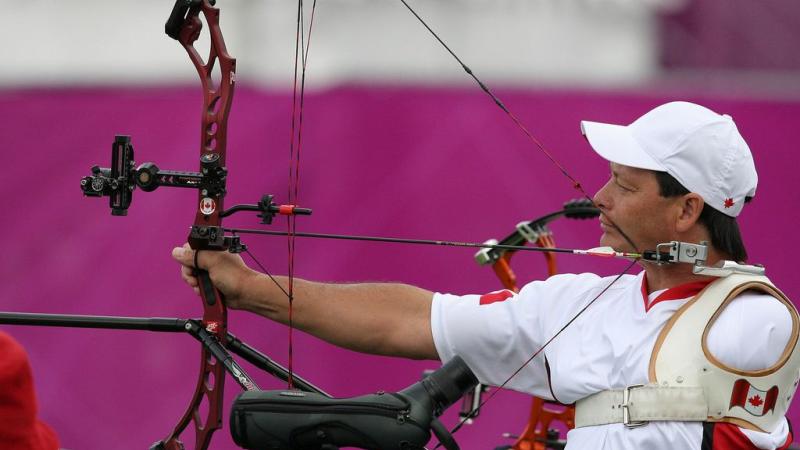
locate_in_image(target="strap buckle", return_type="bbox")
[622,384,648,428]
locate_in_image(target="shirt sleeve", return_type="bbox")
[430,273,604,399]
[706,291,794,371]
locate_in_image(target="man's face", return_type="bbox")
[592,163,681,253]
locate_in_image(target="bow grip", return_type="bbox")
[195,268,221,306]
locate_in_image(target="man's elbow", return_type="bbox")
[379,317,439,360]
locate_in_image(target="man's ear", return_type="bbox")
[675,193,704,232]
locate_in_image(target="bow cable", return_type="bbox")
[285,0,304,391]
[287,0,319,389]
[243,0,320,390]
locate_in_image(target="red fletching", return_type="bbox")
[586,251,615,258]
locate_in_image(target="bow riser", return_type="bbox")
[156,1,236,449]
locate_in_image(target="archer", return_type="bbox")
[173,101,799,450]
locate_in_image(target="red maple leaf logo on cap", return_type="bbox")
[748,395,764,407]
[724,198,734,208]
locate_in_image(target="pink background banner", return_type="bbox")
[1,85,799,449]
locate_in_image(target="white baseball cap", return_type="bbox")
[580,101,757,217]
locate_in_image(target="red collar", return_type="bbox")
[640,275,713,312]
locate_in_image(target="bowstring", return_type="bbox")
[395,0,645,440]
[397,0,639,250]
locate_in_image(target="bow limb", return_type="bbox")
[492,255,520,292]
[154,1,236,449]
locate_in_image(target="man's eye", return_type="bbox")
[615,181,634,192]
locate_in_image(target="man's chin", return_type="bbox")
[598,234,617,249]
[598,235,630,253]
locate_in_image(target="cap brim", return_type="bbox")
[580,120,665,171]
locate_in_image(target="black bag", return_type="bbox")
[230,355,478,450]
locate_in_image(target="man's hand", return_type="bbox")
[171,243,256,309]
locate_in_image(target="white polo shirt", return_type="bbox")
[431,272,794,450]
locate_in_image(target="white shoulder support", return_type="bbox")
[575,273,800,432]
[650,273,800,432]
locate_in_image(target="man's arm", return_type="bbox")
[172,245,439,360]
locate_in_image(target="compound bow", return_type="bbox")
[1,1,657,449]
[80,1,643,448]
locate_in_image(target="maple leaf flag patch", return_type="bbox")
[729,379,779,417]
[724,198,735,208]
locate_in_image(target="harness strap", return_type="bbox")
[575,384,707,428]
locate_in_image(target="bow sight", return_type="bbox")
[80,135,311,252]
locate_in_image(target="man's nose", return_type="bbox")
[592,181,611,210]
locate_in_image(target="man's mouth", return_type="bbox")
[599,217,617,231]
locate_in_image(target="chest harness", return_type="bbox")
[575,242,800,433]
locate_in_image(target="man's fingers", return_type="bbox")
[171,245,195,267]
[172,243,209,271]
[175,245,200,289]
[172,244,202,297]
[180,265,194,278]
[181,266,199,287]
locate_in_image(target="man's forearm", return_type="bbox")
[238,274,439,360]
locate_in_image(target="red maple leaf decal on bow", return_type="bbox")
[724,198,734,208]
[748,395,764,407]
